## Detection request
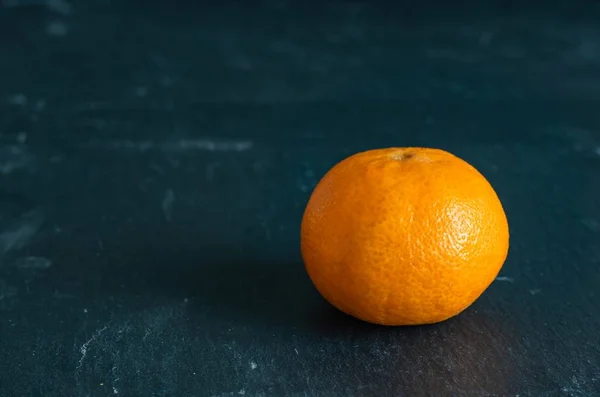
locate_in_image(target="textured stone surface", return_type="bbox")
[0,1,599,396]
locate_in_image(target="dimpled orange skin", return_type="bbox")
[300,147,509,326]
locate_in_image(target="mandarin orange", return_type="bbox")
[300,147,509,326]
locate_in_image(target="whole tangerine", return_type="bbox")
[300,147,509,326]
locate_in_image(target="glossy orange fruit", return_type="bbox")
[300,147,509,326]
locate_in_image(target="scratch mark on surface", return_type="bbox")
[0,210,44,255]
[87,139,254,153]
[495,276,514,283]
[169,139,254,152]
[294,348,299,355]
[76,325,108,371]
[530,289,542,295]
[12,256,52,269]
[110,365,120,394]
[162,189,175,221]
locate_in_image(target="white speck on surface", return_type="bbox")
[595,147,600,156]
[183,298,189,303]
[161,189,175,221]
[8,94,27,106]
[238,390,246,395]
[76,325,108,371]
[16,132,27,144]
[46,21,68,37]
[250,361,257,370]
[530,289,542,295]
[83,308,88,313]
[12,256,52,269]
[113,387,118,394]
[495,276,514,283]
[560,374,587,396]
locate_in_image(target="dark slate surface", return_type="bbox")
[1,1,600,396]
